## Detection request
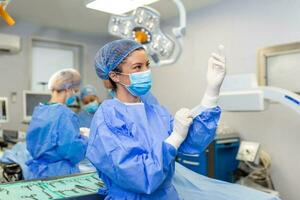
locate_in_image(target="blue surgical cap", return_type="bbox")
[94,39,144,80]
[80,85,97,99]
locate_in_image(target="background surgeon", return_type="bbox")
[25,68,88,180]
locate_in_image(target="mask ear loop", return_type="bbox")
[114,72,131,87]
[113,72,143,100]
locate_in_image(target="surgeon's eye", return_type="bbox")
[133,65,142,70]
[146,61,150,69]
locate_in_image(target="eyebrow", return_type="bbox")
[132,62,144,66]
[131,60,150,66]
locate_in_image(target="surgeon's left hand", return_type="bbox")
[165,108,193,149]
[201,53,226,108]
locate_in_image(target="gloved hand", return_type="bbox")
[165,108,193,149]
[80,127,90,137]
[201,52,226,108]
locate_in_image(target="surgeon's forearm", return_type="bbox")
[165,132,185,149]
[190,96,218,118]
[68,139,88,164]
[201,92,219,108]
[179,106,221,154]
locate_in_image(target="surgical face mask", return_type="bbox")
[119,69,152,97]
[65,90,76,106]
[83,101,99,114]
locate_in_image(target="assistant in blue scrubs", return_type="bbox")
[78,85,101,128]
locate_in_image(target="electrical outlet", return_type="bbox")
[236,141,260,162]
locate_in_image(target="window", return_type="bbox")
[31,38,83,92]
[257,42,300,94]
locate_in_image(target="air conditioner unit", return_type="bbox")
[0,33,21,53]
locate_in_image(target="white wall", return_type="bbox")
[152,0,299,200]
[0,22,110,131]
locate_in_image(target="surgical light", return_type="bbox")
[107,0,186,66]
[86,0,159,15]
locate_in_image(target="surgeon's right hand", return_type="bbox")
[80,127,90,137]
[201,52,226,108]
[165,108,193,149]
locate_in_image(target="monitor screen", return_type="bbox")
[0,98,8,123]
[24,91,51,121]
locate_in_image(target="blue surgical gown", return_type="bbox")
[87,98,221,199]
[26,103,88,180]
[78,110,94,128]
[141,92,159,105]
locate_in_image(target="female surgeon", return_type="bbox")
[86,39,226,199]
[25,68,88,180]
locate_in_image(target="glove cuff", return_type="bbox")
[164,132,185,149]
[201,93,219,108]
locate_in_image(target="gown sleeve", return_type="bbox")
[178,106,221,154]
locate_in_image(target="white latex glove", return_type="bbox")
[80,127,90,137]
[201,52,226,108]
[165,108,193,149]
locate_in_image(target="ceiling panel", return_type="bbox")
[4,0,220,35]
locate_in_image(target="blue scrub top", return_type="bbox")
[78,110,94,128]
[26,103,88,180]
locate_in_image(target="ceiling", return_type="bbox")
[6,0,220,36]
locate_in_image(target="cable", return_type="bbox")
[244,150,274,189]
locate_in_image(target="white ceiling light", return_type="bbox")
[86,0,159,15]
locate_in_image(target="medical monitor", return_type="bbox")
[23,91,51,122]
